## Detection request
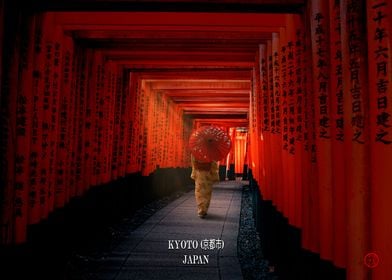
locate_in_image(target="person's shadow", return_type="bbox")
[203,213,226,221]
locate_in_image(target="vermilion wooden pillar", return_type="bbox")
[328,0,346,269]
[228,127,236,178]
[102,61,116,182]
[293,15,304,229]
[74,47,89,196]
[0,0,6,241]
[48,25,63,212]
[111,65,123,179]
[304,2,320,253]
[249,70,256,181]
[251,54,261,186]
[267,39,280,207]
[279,26,290,220]
[118,69,130,177]
[310,0,334,261]
[145,82,155,175]
[82,50,94,191]
[234,131,247,175]
[0,0,3,91]
[341,0,371,279]
[368,1,392,279]
[143,80,151,170]
[13,14,35,243]
[107,63,117,180]
[260,44,272,201]
[71,46,81,196]
[256,65,262,185]
[38,13,54,220]
[271,32,285,215]
[68,43,78,200]
[56,35,74,208]
[300,8,312,251]
[64,36,76,204]
[0,10,19,243]
[3,8,23,243]
[127,73,139,174]
[285,15,298,227]
[90,53,99,187]
[100,58,109,182]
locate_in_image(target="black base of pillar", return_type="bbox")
[227,163,235,180]
[242,164,248,180]
[249,176,346,280]
[0,167,193,279]
[219,165,227,181]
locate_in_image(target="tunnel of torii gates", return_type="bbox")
[0,0,392,279]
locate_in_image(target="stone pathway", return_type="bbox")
[93,181,244,280]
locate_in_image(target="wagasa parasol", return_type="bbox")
[189,125,232,162]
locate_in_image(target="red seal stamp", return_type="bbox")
[364,252,380,268]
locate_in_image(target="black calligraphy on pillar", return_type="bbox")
[251,71,257,136]
[129,77,139,170]
[83,57,93,184]
[77,55,86,185]
[154,92,162,166]
[287,40,296,155]
[16,76,28,138]
[111,72,122,172]
[118,70,129,173]
[68,48,77,196]
[281,45,289,151]
[256,56,262,135]
[157,93,164,165]
[50,41,60,202]
[347,0,365,144]
[15,85,28,214]
[274,50,281,134]
[29,151,38,208]
[314,12,330,140]
[14,154,25,217]
[59,51,71,149]
[31,88,39,146]
[29,24,42,210]
[40,42,53,206]
[149,87,156,171]
[333,1,344,142]
[303,32,310,152]
[295,29,304,144]
[268,52,276,133]
[108,70,117,174]
[95,62,104,176]
[372,1,392,144]
[261,52,270,132]
[138,84,144,169]
[58,47,68,195]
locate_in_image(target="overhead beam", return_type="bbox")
[137,69,252,80]
[148,80,251,89]
[103,51,257,63]
[188,113,248,118]
[51,12,287,26]
[193,118,249,126]
[162,90,250,95]
[113,60,254,67]
[121,64,254,70]
[71,28,277,38]
[183,108,248,113]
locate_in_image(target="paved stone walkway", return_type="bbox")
[94,181,244,280]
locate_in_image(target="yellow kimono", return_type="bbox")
[191,155,220,218]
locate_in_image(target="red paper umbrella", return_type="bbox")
[189,126,232,162]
